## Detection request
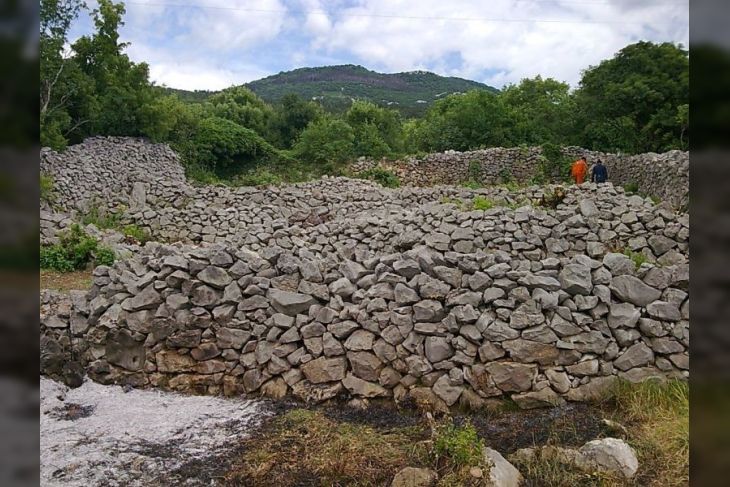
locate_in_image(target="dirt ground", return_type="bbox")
[40,269,92,292]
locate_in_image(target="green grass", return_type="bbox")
[80,206,124,230]
[472,196,495,210]
[623,182,639,194]
[40,173,54,202]
[433,421,485,467]
[623,248,648,269]
[359,167,401,188]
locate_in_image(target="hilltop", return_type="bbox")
[246,65,497,116]
[159,65,497,116]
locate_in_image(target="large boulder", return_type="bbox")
[483,447,523,487]
[300,356,347,384]
[610,276,662,307]
[559,264,593,295]
[576,438,639,479]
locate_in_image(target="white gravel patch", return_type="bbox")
[40,377,272,486]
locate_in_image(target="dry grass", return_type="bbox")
[608,379,689,487]
[224,408,430,486]
[40,269,92,292]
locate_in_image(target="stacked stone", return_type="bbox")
[41,194,689,407]
[353,146,689,208]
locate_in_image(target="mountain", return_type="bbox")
[245,65,497,116]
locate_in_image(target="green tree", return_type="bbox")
[573,41,689,153]
[294,117,355,172]
[205,86,273,137]
[345,101,403,156]
[415,90,518,152]
[501,76,574,145]
[40,0,87,148]
[268,93,323,149]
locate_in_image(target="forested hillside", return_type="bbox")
[245,65,496,117]
[41,0,689,186]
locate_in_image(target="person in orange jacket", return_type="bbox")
[571,156,589,184]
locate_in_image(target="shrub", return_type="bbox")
[359,167,401,188]
[433,421,484,467]
[498,167,514,184]
[40,224,112,272]
[294,117,355,173]
[623,182,639,194]
[472,196,495,211]
[461,180,482,190]
[40,174,54,202]
[94,246,116,266]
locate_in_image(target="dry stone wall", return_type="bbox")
[351,147,689,209]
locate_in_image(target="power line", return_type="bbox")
[123,1,687,25]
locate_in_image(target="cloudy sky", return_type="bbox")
[67,0,689,91]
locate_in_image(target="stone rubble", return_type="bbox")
[40,137,689,409]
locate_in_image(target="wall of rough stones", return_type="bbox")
[41,182,689,408]
[351,147,689,209]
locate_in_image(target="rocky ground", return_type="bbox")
[39,377,271,486]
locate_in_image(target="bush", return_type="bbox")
[81,206,124,230]
[40,224,112,272]
[294,117,355,173]
[94,245,116,266]
[433,421,484,467]
[41,174,54,202]
[359,167,401,188]
[624,182,639,194]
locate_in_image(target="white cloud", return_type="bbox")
[307,0,688,87]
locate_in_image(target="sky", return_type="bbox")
[67,0,689,91]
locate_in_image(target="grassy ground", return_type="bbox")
[40,269,92,292]
[222,380,688,487]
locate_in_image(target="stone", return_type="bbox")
[607,303,640,328]
[390,467,438,487]
[559,264,593,295]
[300,356,347,383]
[122,284,162,312]
[344,330,376,351]
[105,329,145,371]
[424,336,454,363]
[576,438,639,479]
[502,339,559,365]
[610,275,662,306]
[432,374,463,406]
[268,289,316,316]
[482,447,523,487]
[348,351,382,381]
[484,362,536,392]
[646,300,682,321]
[614,343,654,371]
[342,373,389,398]
[197,266,232,289]
[512,387,566,409]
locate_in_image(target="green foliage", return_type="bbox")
[80,205,124,229]
[623,182,639,194]
[433,421,484,467]
[359,167,400,188]
[534,142,573,183]
[205,86,274,137]
[122,224,150,243]
[294,117,355,173]
[472,196,495,211]
[268,93,323,149]
[94,245,116,266]
[346,101,403,157]
[623,248,648,269]
[498,167,514,184]
[186,117,279,177]
[244,64,497,118]
[537,187,567,209]
[40,173,55,202]
[461,180,482,190]
[233,167,284,187]
[414,90,518,152]
[501,75,575,145]
[573,41,689,153]
[40,224,111,272]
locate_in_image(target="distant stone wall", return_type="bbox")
[351,147,689,209]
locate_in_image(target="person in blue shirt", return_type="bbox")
[591,159,608,183]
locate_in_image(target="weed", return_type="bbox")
[94,246,116,266]
[623,248,648,269]
[359,167,401,188]
[623,182,639,194]
[537,187,566,209]
[80,206,124,230]
[461,180,482,190]
[472,196,495,211]
[122,224,151,244]
[498,167,514,184]
[232,167,283,187]
[433,421,484,467]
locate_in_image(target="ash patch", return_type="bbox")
[458,402,610,454]
[48,402,95,421]
[320,398,423,430]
